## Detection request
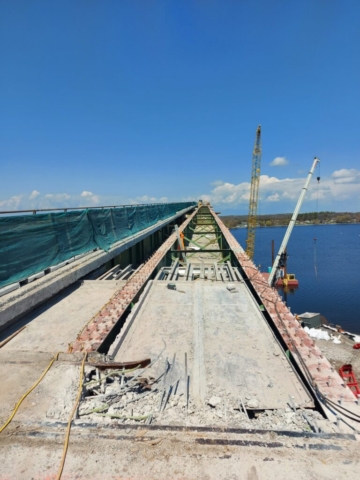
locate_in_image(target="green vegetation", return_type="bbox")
[220,211,360,229]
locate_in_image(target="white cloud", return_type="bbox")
[136,195,157,202]
[270,157,288,166]
[3,166,358,215]
[266,193,280,202]
[0,191,102,211]
[201,168,360,210]
[331,169,360,184]
[202,175,299,207]
[29,190,40,200]
[132,195,169,204]
[81,190,93,197]
[44,193,71,201]
[0,195,23,210]
[80,191,100,205]
[203,181,250,205]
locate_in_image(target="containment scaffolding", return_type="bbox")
[0,202,196,288]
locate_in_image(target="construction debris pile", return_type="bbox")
[78,360,327,433]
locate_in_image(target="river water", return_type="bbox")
[231,224,360,334]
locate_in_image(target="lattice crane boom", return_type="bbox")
[246,125,262,259]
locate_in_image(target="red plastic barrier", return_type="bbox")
[339,364,360,398]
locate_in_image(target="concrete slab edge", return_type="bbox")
[107,280,154,359]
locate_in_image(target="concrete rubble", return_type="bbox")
[78,364,329,433]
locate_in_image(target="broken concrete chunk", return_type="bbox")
[208,396,222,408]
[108,405,123,415]
[227,285,237,293]
[246,398,259,408]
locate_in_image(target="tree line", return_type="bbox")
[220,211,360,229]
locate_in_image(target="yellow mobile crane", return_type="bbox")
[246,125,262,259]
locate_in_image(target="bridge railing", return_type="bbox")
[0,202,196,289]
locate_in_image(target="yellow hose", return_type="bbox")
[0,352,60,434]
[55,352,87,480]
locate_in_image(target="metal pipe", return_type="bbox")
[185,352,189,414]
[239,396,249,420]
[169,259,179,281]
[185,260,191,280]
[0,202,196,216]
[268,157,320,286]
[0,326,26,349]
[226,261,236,282]
[158,357,169,412]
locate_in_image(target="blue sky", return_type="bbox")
[1,1,360,214]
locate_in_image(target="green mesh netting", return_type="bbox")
[0,202,195,288]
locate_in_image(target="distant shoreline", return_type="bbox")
[220,211,360,229]
[229,222,360,229]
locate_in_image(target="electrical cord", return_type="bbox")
[55,352,87,480]
[0,352,60,434]
[0,351,91,479]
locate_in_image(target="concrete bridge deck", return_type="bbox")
[114,280,313,413]
[0,204,359,479]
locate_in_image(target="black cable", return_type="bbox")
[314,162,320,278]
[271,302,360,422]
[226,223,360,424]
[318,393,360,422]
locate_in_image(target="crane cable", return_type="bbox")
[314,162,321,278]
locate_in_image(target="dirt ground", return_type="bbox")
[315,330,360,381]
